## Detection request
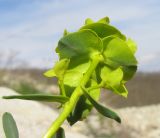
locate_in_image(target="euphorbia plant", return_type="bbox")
[3,16,137,138]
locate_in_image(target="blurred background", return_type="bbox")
[0,0,160,138]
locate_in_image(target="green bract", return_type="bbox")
[56,29,103,59]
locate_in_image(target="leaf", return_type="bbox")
[67,95,90,125]
[102,36,137,82]
[83,90,121,123]
[2,112,19,138]
[126,38,137,54]
[97,16,110,24]
[80,23,126,40]
[3,94,69,103]
[44,58,70,78]
[44,58,70,97]
[44,69,56,77]
[67,79,100,125]
[63,70,83,87]
[56,29,103,59]
[103,36,137,66]
[63,85,75,97]
[67,56,90,74]
[53,127,65,138]
[100,66,123,88]
[99,65,129,97]
[110,84,128,98]
[122,65,137,81]
[85,18,94,25]
[63,56,91,88]
[63,29,69,36]
[100,65,128,97]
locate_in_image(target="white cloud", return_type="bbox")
[1,0,153,39]
[0,0,160,71]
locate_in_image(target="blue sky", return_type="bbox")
[0,0,160,71]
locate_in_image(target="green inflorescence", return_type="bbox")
[44,16,138,138]
[2,16,138,138]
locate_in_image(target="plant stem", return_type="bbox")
[86,81,104,91]
[43,55,101,138]
[59,79,66,96]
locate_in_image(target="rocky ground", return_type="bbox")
[0,87,160,138]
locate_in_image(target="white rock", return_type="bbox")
[0,87,87,138]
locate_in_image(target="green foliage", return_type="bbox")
[83,88,121,123]
[56,29,103,59]
[100,66,128,97]
[53,127,65,138]
[44,58,70,79]
[3,94,69,103]
[2,16,138,138]
[80,22,126,40]
[67,79,100,125]
[43,16,137,137]
[2,112,19,138]
[102,36,137,66]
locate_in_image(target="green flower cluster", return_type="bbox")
[45,17,137,126]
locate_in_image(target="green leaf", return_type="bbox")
[62,57,91,97]
[2,112,19,138]
[67,79,100,125]
[44,58,70,78]
[100,66,123,88]
[63,85,75,97]
[67,95,90,125]
[63,29,69,36]
[100,65,128,97]
[56,29,103,59]
[126,38,137,54]
[63,70,83,87]
[44,69,56,77]
[3,94,69,103]
[83,90,121,123]
[102,36,137,82]
[103,36,137,66]
[67,56,90,74]
[53,127,65,138]
[110,84,128,98]
[63,56,91,89]
[97,16,110,24]
[80,23,126,40]
[122,66,137,81]
[85,18,94,25]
